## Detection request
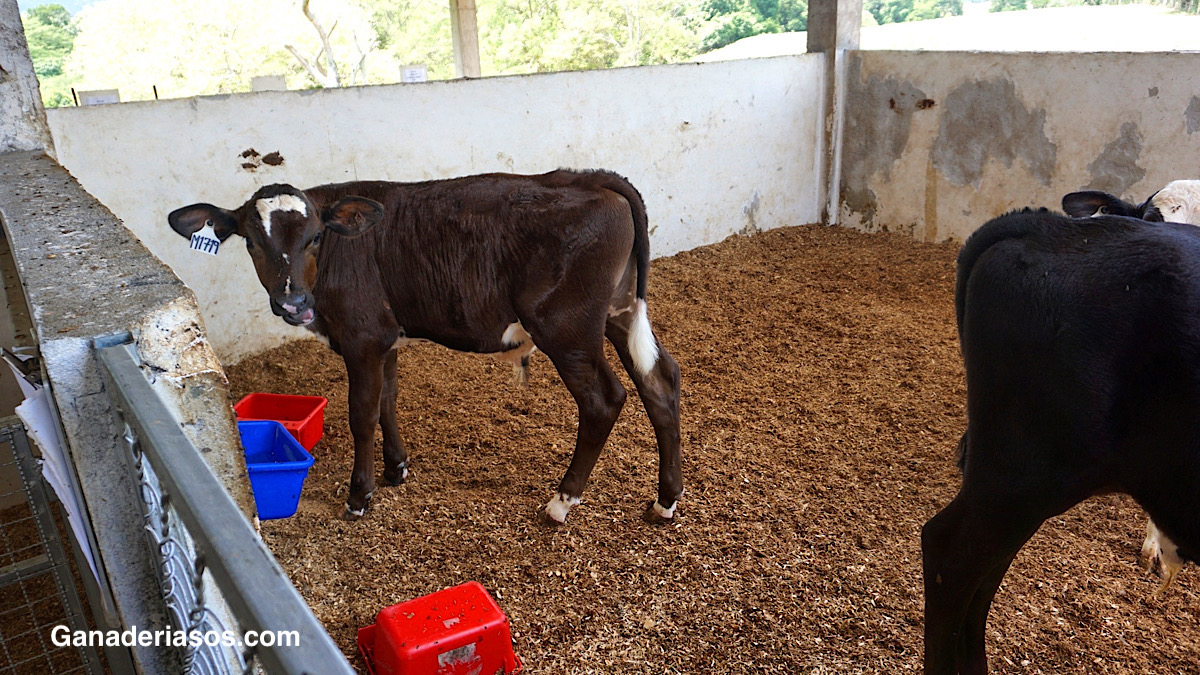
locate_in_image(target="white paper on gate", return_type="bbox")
[6,359,100,586]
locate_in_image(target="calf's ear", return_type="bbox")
[1137,191,1164,222]
[168,204,239,241]
[322,197,384,238]
[1062,190,1139,218]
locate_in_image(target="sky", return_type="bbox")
[17,0,93,14]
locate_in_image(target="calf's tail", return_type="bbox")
[587,170,658,376]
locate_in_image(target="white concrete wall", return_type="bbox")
[839,51,1200,243]
[46,55,826,363]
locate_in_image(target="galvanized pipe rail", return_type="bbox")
[97,341,353,675]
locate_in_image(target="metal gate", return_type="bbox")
[0,421,101,674]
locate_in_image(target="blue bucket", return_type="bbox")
[239,420,315,520]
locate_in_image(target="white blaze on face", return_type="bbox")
[255,194,308,239]
[542,492,580,523]
[1151,180,1200,225]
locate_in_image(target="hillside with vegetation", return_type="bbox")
[20,0,1200,107]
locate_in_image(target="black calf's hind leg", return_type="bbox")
[922,492,1048,675]
[378,348,410,486]
[536,346,627,526]
[606,314,683,523]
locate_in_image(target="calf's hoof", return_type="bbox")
[535,506,566,527]
[536,493,580,527]
[383,463,410,486]
[641,499,677,525]
[339,492,373,521]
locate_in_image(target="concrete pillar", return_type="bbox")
[450,0,481,78]
[807,0,863,53]
[807,0,861,225]
[0,0,53,155]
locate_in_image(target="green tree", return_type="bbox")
[864,0,911,24]
[22,4,79,106]
[66,0,399,101]
[480,0,705,74]
[908,0,961,21]
[353,0,455,79]
[700,0,806,52]
[989,0,1027,12]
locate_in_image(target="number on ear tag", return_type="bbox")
[190,223,221,256]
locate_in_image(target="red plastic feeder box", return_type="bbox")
[234,393,327,451]
[358,581,522,675]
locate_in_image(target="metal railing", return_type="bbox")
[97,341,353,675]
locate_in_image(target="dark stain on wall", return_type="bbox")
[932,78,1056,188]
[1186,96,1200,135]
[1085,121,1145,196]
[841,57,928,228]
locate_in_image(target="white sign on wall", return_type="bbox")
[251,76,288,92]
[77,89,120,106]
[401,65,429,83]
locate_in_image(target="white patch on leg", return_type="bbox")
[345,503,365,518]
[255,194,308,239]
[543,492,580,523]
[502,321,531,347]
[651,499,676,519]
[628,299,659,377]
[496,321,537,382]
[1142,518,1185,594]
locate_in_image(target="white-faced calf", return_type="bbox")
[169,170,683,525]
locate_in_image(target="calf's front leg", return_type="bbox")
[342,349,385,520]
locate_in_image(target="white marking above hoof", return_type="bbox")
[542,492,580,524]
[642,498,677,524]
[1142,519,1184,596]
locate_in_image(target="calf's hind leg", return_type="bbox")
[605,309,683,523]
[922,486,1062,675]
[535,341,627,526]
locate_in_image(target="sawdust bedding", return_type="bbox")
[226,224,1200,674]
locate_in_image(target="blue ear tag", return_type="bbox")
[190,221,221,256]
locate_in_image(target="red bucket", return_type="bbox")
[234,393,327,451]
[358,582,522,675]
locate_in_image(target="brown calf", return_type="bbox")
[168,170,683,525]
